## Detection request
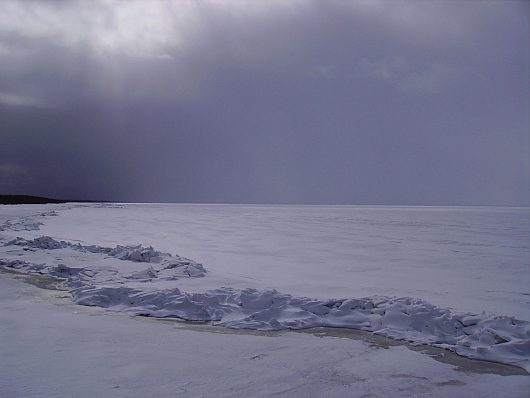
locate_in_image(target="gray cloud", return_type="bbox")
[357,58,465,94]
[0,0,528,205]
[0,92,49,108]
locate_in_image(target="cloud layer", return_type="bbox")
[1,0,528,205]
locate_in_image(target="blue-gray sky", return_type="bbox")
[0,0,528,205]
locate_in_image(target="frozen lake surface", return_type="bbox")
[25,203,530,319]
[1,203,529,370]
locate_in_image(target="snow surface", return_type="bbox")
[25,203,530,319]
[1,273,529,398]
[0,203,529,372]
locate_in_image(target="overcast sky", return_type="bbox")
[0,0,528,205]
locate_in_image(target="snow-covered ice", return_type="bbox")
[1,272,529,398]
[0,203,529,373]
[22,203,529,318]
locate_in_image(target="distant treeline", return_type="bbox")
[0,195,103,205]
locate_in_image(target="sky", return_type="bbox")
[0,0,528,205]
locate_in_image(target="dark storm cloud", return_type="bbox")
[0,0,528,205]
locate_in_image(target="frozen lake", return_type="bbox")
[1,203,529,370]
[24,203,530,320]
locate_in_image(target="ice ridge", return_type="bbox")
[5,236,206,278]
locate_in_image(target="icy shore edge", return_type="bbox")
[2,233,529,372]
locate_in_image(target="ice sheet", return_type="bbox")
[22,203,530,319]
[1,203,529,370]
